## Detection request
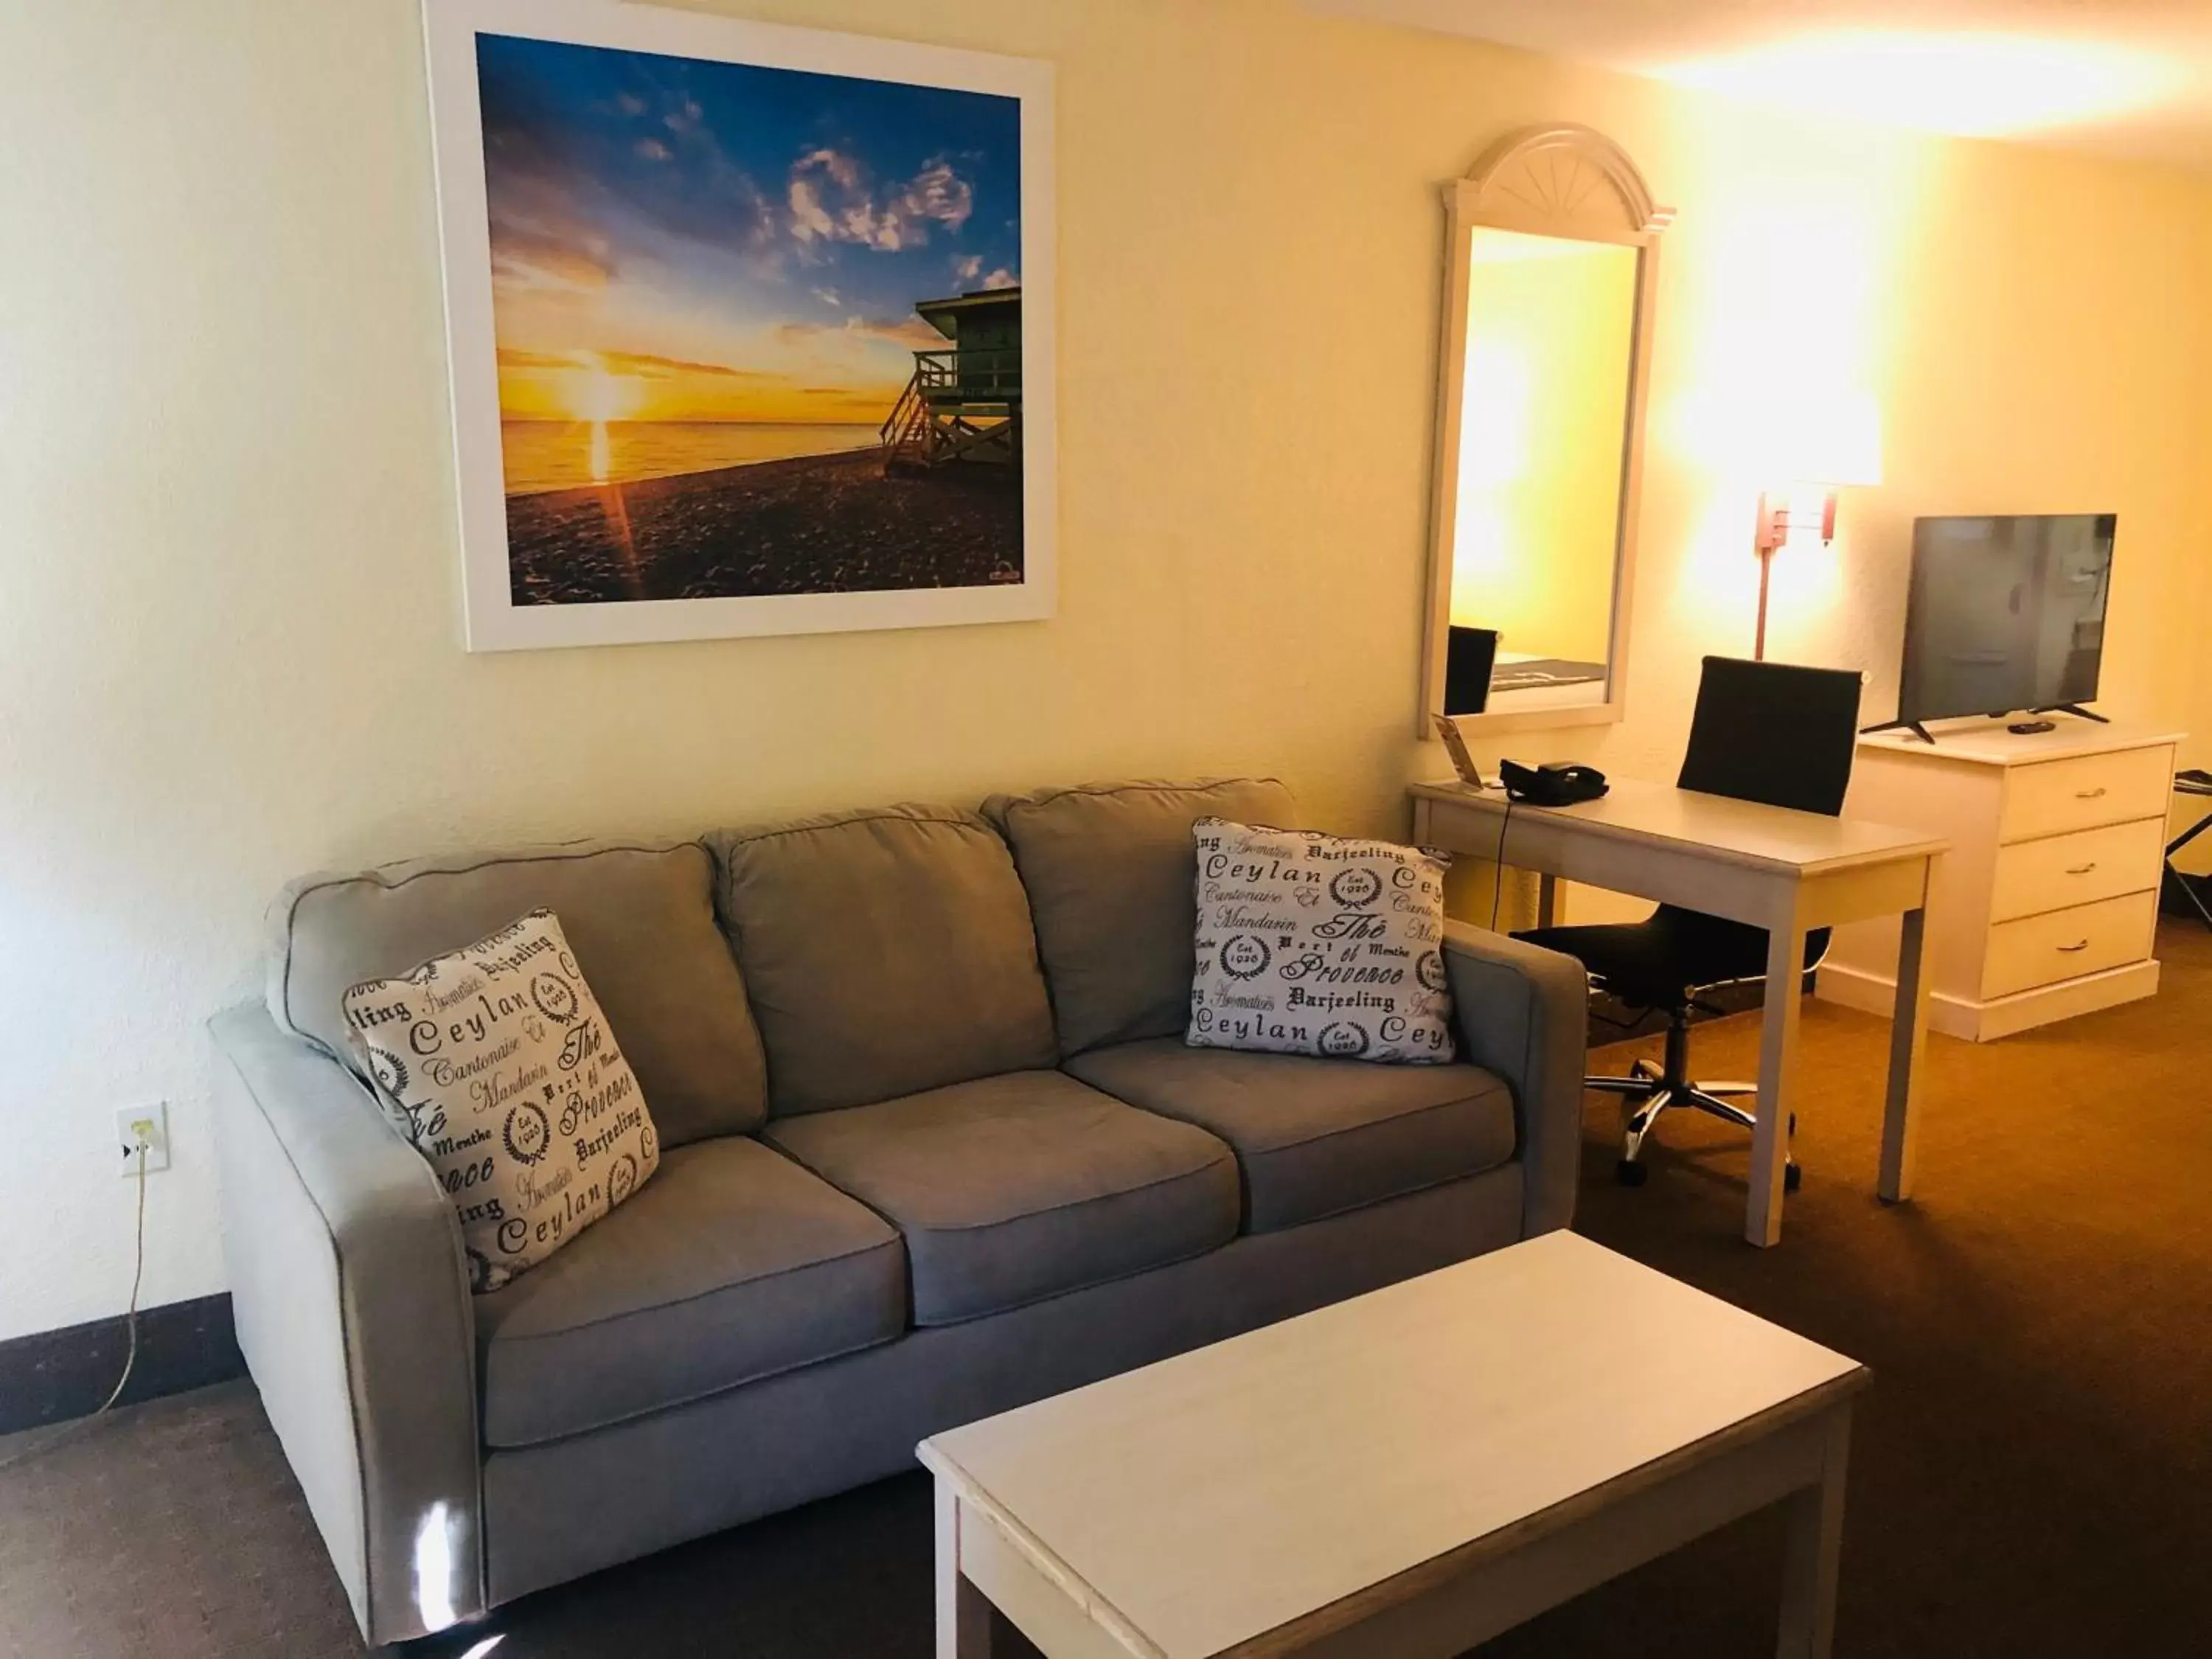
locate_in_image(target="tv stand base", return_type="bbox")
[1860,718,1935,744]
[1819,957,2159,1043]
[1862,704,2108,744]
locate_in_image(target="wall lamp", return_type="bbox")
[1752,484,1837,661]
[1748,396,1882,660]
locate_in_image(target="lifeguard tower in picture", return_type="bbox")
[881,286,1021,473]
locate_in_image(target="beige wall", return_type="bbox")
[4,0,2211,1338]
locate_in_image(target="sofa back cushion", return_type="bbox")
[984,779,1298,1057]
[709,806,1059,1116]
[270,842,768,1145]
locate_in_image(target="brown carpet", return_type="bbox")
[4,923,2208,1658]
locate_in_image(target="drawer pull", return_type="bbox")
[2075,787,2107,799]
[2065,862,2098,875]
[2057,940,2090,953]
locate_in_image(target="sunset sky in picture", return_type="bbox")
[476,32,1021,428]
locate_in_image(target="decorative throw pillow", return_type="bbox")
[341,909,660,1293]
[1188,819,1455,1064]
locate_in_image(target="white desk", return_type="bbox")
[922,1234,1867,1659]
[1410,778,1948,1246]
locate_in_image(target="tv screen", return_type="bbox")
[1898,514,2115,725]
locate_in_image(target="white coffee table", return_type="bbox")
[919,1232,1865,1659]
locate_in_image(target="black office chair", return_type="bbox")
[1516,656,1863,1188]
[2167,768,2212,933]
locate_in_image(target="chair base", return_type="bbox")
[2166,859,2212,933]
[1587,1021,1799,1191]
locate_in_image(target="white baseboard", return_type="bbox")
[1815,958,2160,1042]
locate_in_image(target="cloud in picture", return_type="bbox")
[474,33,1021,432]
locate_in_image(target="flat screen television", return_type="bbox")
[1885,513,2116,736]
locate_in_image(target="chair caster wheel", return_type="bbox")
[1615,1158,1649,1188]
[1784,1161,1803,1194]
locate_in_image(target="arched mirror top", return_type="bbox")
[1421,125,1670,738]
[1454,125,1674,246]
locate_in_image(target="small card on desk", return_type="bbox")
[1433,714,1488,789]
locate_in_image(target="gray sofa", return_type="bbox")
[210,779,1586,1645]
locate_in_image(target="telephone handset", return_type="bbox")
[1498,759,1610,807]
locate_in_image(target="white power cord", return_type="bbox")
[0,1134,150,1473]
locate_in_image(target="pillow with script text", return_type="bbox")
[342,908,659,1292]
[1188,819,1455,1063]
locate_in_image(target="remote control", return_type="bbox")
[2008,720,2056,734]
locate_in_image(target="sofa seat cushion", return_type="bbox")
[709,806,1058,1117]
[762,1071,1239,1326]
[1064,1038,1516,1234]
[983,779,1298,1057]
[474,1135,904,1447]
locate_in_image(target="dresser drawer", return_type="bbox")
[1982,889,2158,1001]
[1997,745,2172,843]
[1988,817,2168,922]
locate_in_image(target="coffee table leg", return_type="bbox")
[935,1482,994,1658]
[1775,1406,1851,1658]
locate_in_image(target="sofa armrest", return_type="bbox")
[209,1003,483,1645]
[1440,923,1587,1235]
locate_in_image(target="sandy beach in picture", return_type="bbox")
[507,448,1022,603]
[473,31,1027,610]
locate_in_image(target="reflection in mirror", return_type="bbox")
[1450,229,1638,716]
[1422,126,1670,736]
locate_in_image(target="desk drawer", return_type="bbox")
[1988,818,2167,922]
[1982,889,2157,1001]
[1998,746,2171,843]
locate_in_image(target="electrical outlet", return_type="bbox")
[115,1103,170,1175]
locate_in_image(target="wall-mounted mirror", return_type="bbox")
[1422,126,1672,737]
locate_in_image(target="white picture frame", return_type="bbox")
[421,0,1057,651]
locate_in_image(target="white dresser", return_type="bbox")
[1818,723,2183,1040]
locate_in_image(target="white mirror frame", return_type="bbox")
[1420,125,1673,739]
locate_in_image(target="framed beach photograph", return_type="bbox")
[422,0,1055,650]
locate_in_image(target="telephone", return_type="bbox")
[1498,759,1610,807]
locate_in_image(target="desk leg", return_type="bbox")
[1747,911,1807,1248]
[1879,894,1933,1203]
[1537,872,1559,929]
[1775,1406,1852,1658]
[935,1484,993,1659]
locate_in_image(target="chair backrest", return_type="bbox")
[1677,656,1863,818]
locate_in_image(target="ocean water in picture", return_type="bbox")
[502,421,883,495]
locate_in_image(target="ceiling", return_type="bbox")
[1305,1,2212,172]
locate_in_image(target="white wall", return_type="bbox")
[4,0,2210,1340]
